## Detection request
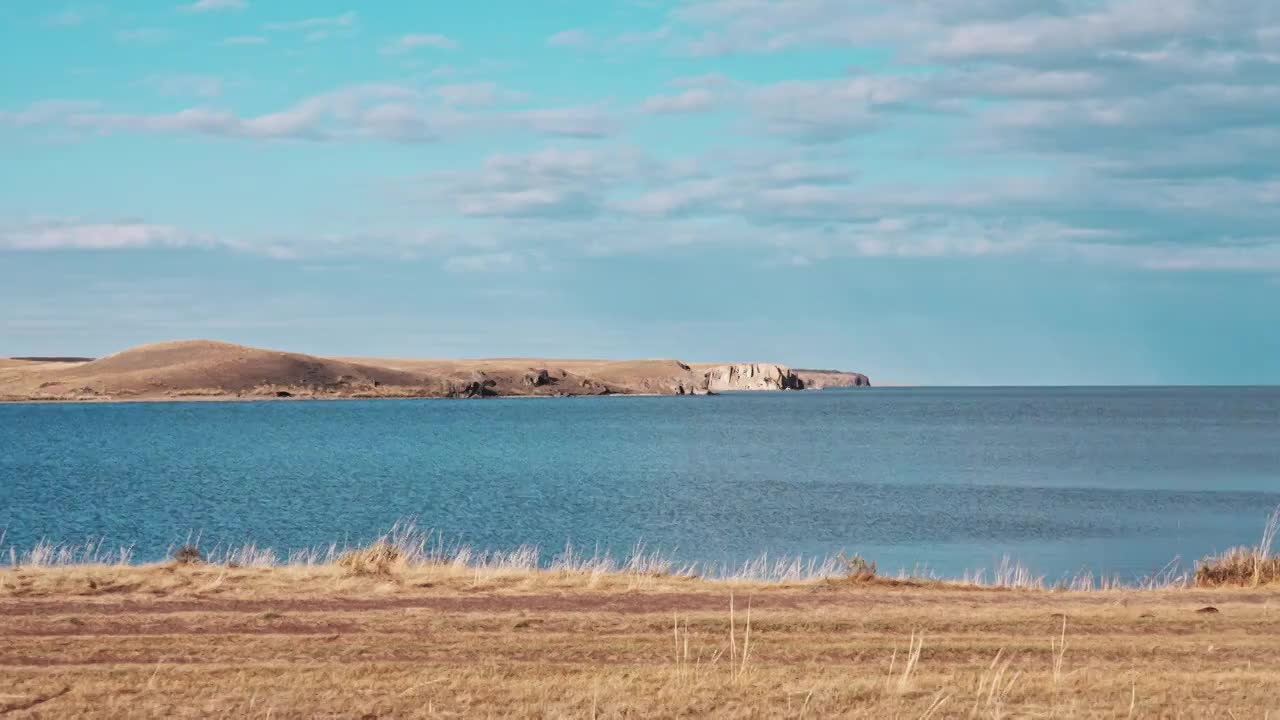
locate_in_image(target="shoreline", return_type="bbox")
[5,515,1276,716]
[0,386,886,405]
[7,514,1274,591]
[0,391,677,405]
[0,339,872,403]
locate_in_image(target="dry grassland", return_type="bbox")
[3,556,1280,719]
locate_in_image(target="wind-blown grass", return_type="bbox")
[7,510,1280,591]
[5,516,1280,717]
[1,534,135,568]
[1194,505,1280,587]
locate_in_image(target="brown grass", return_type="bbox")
[335,543,402,576]
[2,559,1280,718]
[4,510,1280,717]
[1195,506,1280,588]
[1195,548,1280,588]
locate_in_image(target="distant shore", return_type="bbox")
[0,339,870,403]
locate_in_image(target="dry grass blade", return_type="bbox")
[892,631,924,695]
[671,612,694,684]
[797,689,815,719]
[727,592,754,682]
[1051,615,1068,685]
[0,686,71,715]
[972,649,1021,718]
[729,592,737,671]
[920,692,950,720]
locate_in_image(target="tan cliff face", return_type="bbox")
[0,340,869,401]
[700,363,805,392]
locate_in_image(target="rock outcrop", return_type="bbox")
[793,369,872,389]
[701,364,805,392]
[523,369,553,387]
[449,374,499,399]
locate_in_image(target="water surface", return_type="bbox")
[3,387,1278,580]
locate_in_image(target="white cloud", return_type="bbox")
[671,0,1279,65]
[137,74,226,98]
[1,86,620,144]
[617,178,731,217]
[0,218,494,260]
[1138,244,1280,272]
[643,89,717,114]
[0,218,197,251]
[1067,240,1280,272]
[403,139,1280,271]
[424,147,655,220]
[456,189,599,219]
[747,75,921,142]
[221,35,267,46]
[435,83,526,108]
[180,0,246,13]
[1261,26,1280,50]
[0,100,102,128]
[547,29,588,48]
[265,11,356,32]
[46,8,93,26]
[618,26,671,46]
[511,106,616,138]
[671,73,734,89]
[2,85,419,142]
[381,33,459,54]
[12,0,1279,274]
[115,28,170,44]
[356,103,437,142]
[444,252,522,273]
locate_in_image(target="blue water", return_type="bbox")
[2,387,1278,580]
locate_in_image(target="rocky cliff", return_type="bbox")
[793,369,872,389]
[701,363,806,392]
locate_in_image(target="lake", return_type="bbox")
[2,387,1278,581]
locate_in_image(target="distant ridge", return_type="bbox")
[0,340,871,402]
[793,368,872,389]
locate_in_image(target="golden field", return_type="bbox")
[3,540,1280,719]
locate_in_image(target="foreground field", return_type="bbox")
[2,562,1279,718]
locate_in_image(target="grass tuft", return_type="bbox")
[172,545,203,565]
[6,538,134,568]
[337,543,402,576]
[839,552,877,582]
[1195,505,1280,588]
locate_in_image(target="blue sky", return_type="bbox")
[2,0,1278,384]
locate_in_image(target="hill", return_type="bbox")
[0,340,870,402]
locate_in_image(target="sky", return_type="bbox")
[1,0,1278,385]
